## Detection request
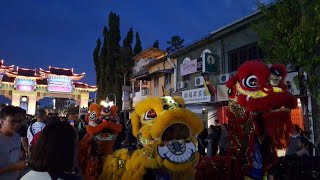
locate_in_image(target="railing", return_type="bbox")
[141,89,149,96]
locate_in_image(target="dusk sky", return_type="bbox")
[0,0,271,105]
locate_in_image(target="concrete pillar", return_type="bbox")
[11,93,20,107]
[80,92,89,108]
[27,95,37,115]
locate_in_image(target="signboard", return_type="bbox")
[216,84,229,102]
[122,90,131,111]
[48,76,73,93]
[15,78,35,91]
[180,58,202,76]
[122,101,131,110]
[202,53,219,73]
[182,87,211,104]
[285,72,299,95]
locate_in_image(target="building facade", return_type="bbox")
[130,47,175,107]
[172,11,303,128]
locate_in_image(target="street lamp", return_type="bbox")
[107,93,116,106]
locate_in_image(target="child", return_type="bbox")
[0,105,26,179]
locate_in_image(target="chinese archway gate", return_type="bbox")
[0,60,96,115]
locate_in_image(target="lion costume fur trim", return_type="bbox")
[99,96,203,180]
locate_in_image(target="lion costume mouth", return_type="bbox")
[93,129,116,141]
[157,123,196,164]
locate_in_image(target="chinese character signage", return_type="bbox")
[182,87,211,104]
[202,53,219,73]
[15,78,35,91]
[48,76,73,93]
[180,58,202,76]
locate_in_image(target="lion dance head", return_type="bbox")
[79,103,122,180]
[100,96,204,180]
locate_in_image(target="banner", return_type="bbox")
[15,78,35,91]
[48,76,73,93]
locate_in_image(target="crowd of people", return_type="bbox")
[0,105,137,180]
[197,120,320,159]
[1,104,320,180]
[197,120,228,157]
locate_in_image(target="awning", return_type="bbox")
[134,68,174,81]
[149,68,174,76]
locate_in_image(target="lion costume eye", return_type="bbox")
[144,109,157,121]
[242,75,259,88]
[227,88,233,96]
[89,111,96,121]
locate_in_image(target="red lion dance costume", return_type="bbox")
[196,60,297,180]
[78,103,122,180]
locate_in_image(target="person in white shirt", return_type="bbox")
[27,109,46,157]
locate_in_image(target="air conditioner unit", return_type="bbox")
[177,81,186,89]
[195,76,204,87]
[287,64,295,72]
[220,73,230,84]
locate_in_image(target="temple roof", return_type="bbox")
[73,82,97,91]
[0,59,14,73]
[39,66,85,80]
[6,67,44,79]
[1,75,15,82]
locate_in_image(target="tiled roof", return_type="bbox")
[49,67,73,76]
[17,68,36,76]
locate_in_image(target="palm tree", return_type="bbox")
[166,35,184,53]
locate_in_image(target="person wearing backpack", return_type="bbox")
[27,109,46,154]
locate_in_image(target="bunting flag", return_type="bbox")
[203,76,216,96]
[162,86,170,96]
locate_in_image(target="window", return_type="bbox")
[134,80,140,93]
[154,77,159,96]
[227,43,262,72]
[165,73,171,85]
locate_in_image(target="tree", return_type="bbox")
[153,40,159,48]
[253,0,320,142]
[118,28,134,86]
[93,38,102,101]
[134,32,142,55]
[166,35,184,53]
[93,12,136,110]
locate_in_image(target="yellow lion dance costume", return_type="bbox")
[99,96,204,180]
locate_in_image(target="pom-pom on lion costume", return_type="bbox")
[99,96,204,180]
[79,103,122,180]
[196,60,297,180]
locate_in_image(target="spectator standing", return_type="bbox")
[207,125,218,157]
[27,109,46,146]
[20,121,80,180]
[0,106,26,180]
[197,125,208,156]
[285,124,303,156]
[214,120,221,140]
[219,124,228,156]
[296,136,311,156]
[17,109,29,158]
